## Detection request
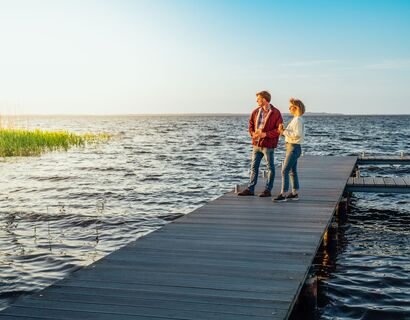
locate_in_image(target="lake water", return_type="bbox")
[0,115,409,319]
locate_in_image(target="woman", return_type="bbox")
[273,98,305,202]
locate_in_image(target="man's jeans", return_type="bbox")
[248,146,275,193]
[281,143,301,193]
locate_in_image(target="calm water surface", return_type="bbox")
[0,115,409,319]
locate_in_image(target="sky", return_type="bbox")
[0,0,409,115]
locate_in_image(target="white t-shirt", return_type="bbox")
[283,116,305,144]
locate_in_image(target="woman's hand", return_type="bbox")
[278,123,284,135]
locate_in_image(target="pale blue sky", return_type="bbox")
[0,0,409,114]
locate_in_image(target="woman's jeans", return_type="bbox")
[281,143,301,193]
[248,146,275,193]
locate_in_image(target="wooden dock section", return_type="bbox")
[357,155,410,165]
[346,176,410,193]
[0,156,357,320]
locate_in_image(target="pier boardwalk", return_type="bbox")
[357,155,410,165]
[346,176,410,193]
[0,156,357,320]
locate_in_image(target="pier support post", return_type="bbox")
[336,199,348,223]
[297,267,318,318]
[326,222,339,255]
[342,191,351,212]
[352,165,359,177]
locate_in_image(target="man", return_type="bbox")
[238,91,283,197]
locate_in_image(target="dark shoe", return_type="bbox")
[258,190,271,197]
[238,189,254,196]
[272,193,287,202]
[286,193,299,201]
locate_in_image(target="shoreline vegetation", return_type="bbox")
[0,128,110,157]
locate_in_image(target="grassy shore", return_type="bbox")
[0,128,110,157]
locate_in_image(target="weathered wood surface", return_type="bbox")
[0,156,357,320]
[347,176,410,193]
[357,155,410,165]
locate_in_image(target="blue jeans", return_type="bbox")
[248,146,275,193]
[281,143,301,193]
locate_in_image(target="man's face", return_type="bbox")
[257,95,265,107]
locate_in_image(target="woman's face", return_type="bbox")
[289,104,298,116]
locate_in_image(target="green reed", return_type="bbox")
[0,128,110,157]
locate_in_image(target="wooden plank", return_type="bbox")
[373,177,385,186]
[46,280,294,302]
[0,156,357,320]
[383,177,396,187]
[147,220,331,231]
[345,186,409,193]
[394,177,407,187]
[357,156,410,165]
[179,209,335,219]
[353,177,365,186]
[362,177,375,186]
[177,208,335,218]
[0,317,42,320]
[110,249,312,269]
[125,240,318,255]
[1,305,278,320]
[130,241,319,254]
[126,238,315,254]
[99,257,308,274]
[149,230,321,242]
[34,288,287,310]
[24,293,284,316]
[155,222,328,235]
[56,279,287,300]
[183,207,335,217]
[12,299,283,320]
[89,265,305,283]
[70,270,302,293]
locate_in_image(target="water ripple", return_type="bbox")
[1,115,409,319]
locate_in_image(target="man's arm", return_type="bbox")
[248,111,255,137]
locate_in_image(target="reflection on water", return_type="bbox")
[0,115,409,318]
[291,191,410,320]
[320,192,410,320]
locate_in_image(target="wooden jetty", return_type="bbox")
[357,155,410,165]
[0,156,361,320]
[346,176,410,193]
[349,154,410,193]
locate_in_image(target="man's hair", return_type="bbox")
[256,91,271,102]
[290,98,306,115]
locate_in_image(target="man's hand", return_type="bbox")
[253,129,266,139]
[252,129,260,139]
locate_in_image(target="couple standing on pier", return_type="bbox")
[238,90,305,202]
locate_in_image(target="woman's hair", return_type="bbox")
[256,91,271,102]
[290,98,306,115]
